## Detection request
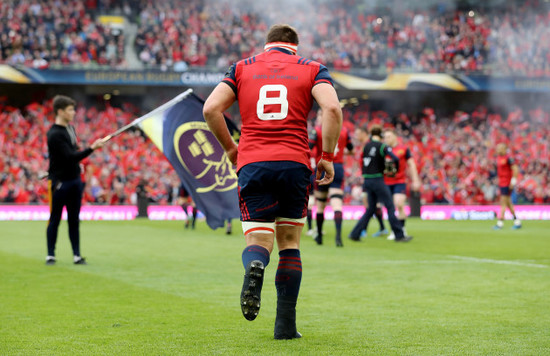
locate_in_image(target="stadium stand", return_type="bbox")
[0,0,128,68]
[2,0,550,74]
[342,103,550,205]
[1,99,548,205]
[0,98,179,205]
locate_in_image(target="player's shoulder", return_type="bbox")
[238,54,260,66]
[233,50,269,66]
[295,56,322,68]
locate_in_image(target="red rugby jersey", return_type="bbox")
[384,144,412,185]
[496,154,514,187]
[309,125,352,164]
[222,48,333,171]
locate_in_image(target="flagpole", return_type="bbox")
[100,88,194,142]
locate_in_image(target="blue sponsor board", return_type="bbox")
[0,65,225,86]
[3,64,550,92]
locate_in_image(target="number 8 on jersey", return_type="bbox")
[257,84,288,120]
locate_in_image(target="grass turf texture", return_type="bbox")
[1,218,549,355]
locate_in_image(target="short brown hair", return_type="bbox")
[266,24,299,45]
[370,124,383,137]
[53,95,75,115]
[356,125,369,134]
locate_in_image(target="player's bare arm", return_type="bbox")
[510,163,519,188]
[407,157,421,191]
[312,83,342,185]
[203,83,239,165]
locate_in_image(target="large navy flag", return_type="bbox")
[138,93,240,229]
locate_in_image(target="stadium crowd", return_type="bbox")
[0,0,128,69]
[1,98,549,206]
[2,0,550,75]
[342,104,550,205]
[0,98,180,205]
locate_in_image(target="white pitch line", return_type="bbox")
[368,260,462,265]
[449,255,549,269]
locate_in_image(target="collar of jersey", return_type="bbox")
[266,47,294,55]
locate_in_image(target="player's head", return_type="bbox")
[266,24,299,45]
[370,124,383,139]
[265,24,299,54]
[496,142,507,155]
[53,95,76,123]
[354,126,369,144]
[383,129,397,147]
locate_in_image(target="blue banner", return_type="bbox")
[0,65,225,86]
[138,93,241,229]
[4,64,550,92]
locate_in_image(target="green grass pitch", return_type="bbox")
[1,218,549,355]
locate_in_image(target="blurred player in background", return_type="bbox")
[225,218,233,235]
[354,128,388,238]
[383,129,421,240]
[305,117,316,237]
[45,95,105,265]
[309,110,353,247]
[494,143,521,230]
[177,183,197,229]
[203,24,342,339]
[349,125,411,242]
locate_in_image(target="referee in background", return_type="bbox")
[349,125,412,242]
[45,95,105,265]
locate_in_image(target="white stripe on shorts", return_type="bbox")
[275,217,306,227]
[242,221,275,236]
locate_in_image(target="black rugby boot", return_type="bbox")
[240,260,265,321]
